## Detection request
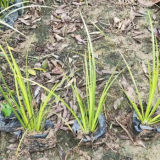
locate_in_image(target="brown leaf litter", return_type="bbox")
[120,76,138,102]
[138,0,160,7]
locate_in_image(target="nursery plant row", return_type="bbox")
[0,2,160,145]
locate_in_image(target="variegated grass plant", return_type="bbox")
[119,11,160,125]
[60,12,121,134]
[0,43,59,131]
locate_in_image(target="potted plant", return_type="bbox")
[0,42,60,133]
[0,42,64,152]
[119,11,160,138]
[54,12,122,142]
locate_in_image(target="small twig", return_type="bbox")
[28,53,57,61]
[65,139,83,160]
[58,145,66,160]
[106,143,117,152]
[91,35,104,42]
[115,118,134,143]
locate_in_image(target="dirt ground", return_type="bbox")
[1,0,160,160]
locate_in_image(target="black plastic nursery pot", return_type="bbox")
[72,113,107,142]
[0,96,22,137]
[132,111,160,139]
[0,96,53,134]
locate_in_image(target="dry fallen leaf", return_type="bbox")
[56,41,69,52]
[130,7,135,21]
[61,13,71,22]
[72,2,85,6]
[54,33,64,42]
[117,133,130,140]
[6,144,18,151]
[23,14,31,20]
[71,34,86,45]
[52,22,63,31]
[114,97,124,110]
[63,107,68,119]
[34,63,41,68]
[142,61,148,76]
[43,72,52,79]
[37,158,49,160]
[34,86,41,98]
[134,140,146,148]
[121,19,131,31]
[101,69,119,75]
[114,17,120,26]
[58,146,66,160]
[152,0,160,5]
[121,76,137,102]
[52,66,63,75]
[67,25,77,34]
[138,0,153,7]
[55,4,66,14]
[32,17,41,24]
[18,18,30,25]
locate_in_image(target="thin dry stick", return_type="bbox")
[65,139,83,160]
[115,118,134,143]
[106,143,117,152]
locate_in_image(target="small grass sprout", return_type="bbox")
[119,11,160,125]
[0,43,59,131]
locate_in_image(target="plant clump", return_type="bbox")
[0,43,58,131]
[120,11,160,126]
